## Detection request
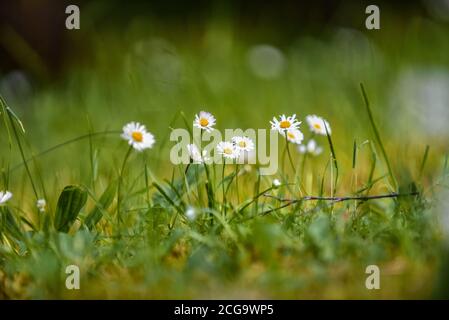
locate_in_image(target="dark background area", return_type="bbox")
[0,0,436,81]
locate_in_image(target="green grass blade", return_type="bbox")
[85,181,117,230]
[419,145,430,180]
[352,139,357,169]
[324,121,338,194]
[360,83,398,191]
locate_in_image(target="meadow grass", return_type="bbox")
[0,22,448,299]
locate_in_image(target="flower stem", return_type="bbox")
[235,163,240,204]
[117,146,133,227]
[221,160,226,214]
[285,134,296,173]
[200,130,214,210]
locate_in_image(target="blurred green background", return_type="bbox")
[1,0,448,159]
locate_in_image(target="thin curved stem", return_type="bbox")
[264,191,419,204]
[221,160,226,214]
[284,134,296,173]
[117,146,133,226]
[11,130,121,172]
[235,163,240,204]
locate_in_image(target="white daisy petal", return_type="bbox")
[307,139,317,152]
[0,190,13,205]
[217,141,240,159]
[185,206,197,221]
[313,146,323,156]
[37,199,47,212]
[232,136,255,152]
[270,114,301,134]
[297,139,323,156]
[187,144,210,164]
[282,128,304,145]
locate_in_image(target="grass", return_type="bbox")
[0,18,448,299]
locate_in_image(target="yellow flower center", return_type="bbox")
[280,120,291,129]
[132,131,143,142]
[313,123,321,130]
[287,132,295,139]
[238,141,246,148]
[199,118,209,127]
[224,147,233,155]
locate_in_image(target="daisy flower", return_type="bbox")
[305,115,331,135]
[232,136,255,152]
[272,179,281,188]
[194,111,216,132]
[187,144,210,164]
[217,141,240,160]
[0,190,12,205]
[282,128,304,145]
[270,114,301,134]
[37,199,47,212]
[121,122,155,151]
[298,139,323,156]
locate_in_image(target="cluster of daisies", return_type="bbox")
[270,113,330,156]
[193,111,255,161]
[0,111,330,209]
[118,111,330,161]
[189,111,331,162]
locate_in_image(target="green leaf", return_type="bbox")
[0,207,24,241]
[360,83,398,191]
[54,185,88,232]
[84,182,117,230]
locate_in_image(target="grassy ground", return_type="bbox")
[0,17,448,299]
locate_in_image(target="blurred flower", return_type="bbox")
[270,114,301,134]
[298,139,323,156]
[306,115,331,135]
[237,148,257,164]
[283,128,304,145]
[187,144,209,164]
[185,206,197,221]
[36,199,47,213]
[217,141,240,159]
[390,67,449,137]
[0,70,32,106]
[272,179,281,188]
[0,190,12,205]
[194,111,216,132]
[247,44,286,79]
[121,122,155,151]
[130,38,183,93]
[232,136,255,152]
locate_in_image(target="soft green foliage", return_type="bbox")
[0,17,448,299]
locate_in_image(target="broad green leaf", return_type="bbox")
[54,185,88,232]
